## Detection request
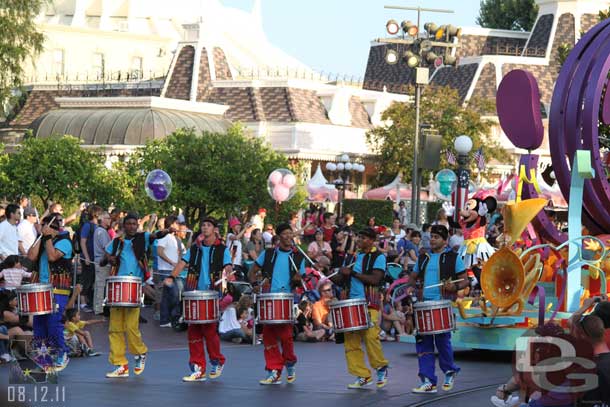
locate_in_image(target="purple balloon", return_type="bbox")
[145,169,172,202]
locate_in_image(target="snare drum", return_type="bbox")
[413,300,455,335]
[16,284,54,316]
[256,293,294,324]
[104,276,142,307]
[182,291,219,324]
[329,299,370,333]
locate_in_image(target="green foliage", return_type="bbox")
[0,0,46,112]
[476,0,538,31]
[366,86,509,187]
[0,135,109,206]
[342,199,394,231]
[426,201,443,224]
[264,187,309,226]
[557,43,573,67]
[125,125,291,226]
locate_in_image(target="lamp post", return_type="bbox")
[326,154,365,218]
[453,135,473,222]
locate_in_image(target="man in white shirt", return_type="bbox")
[0,204,21,261]
[18,207,38,255]
[156,216,181,326]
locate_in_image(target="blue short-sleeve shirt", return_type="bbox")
[255,249,306,293]
[413,250,466,300]
[39,233,73,284]
[182,245,231,290]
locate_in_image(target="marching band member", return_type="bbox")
[408,225,468,394]
[27,213,73,371]
[332,227,389,389]
[248,223,305,385]
[166,217,232,382]
[104,213,170,378]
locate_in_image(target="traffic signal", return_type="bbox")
[401,20,419,37]
[386,19,400,35]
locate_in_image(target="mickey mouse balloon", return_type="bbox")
[267,168,297,203]
[145,169,172,202]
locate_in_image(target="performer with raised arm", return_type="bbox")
[248,223,305,385]
[27,213,74,371]
[330,228,389,389]
[408,225,468,394]
[165,217,232,382]
[104,213,171,378]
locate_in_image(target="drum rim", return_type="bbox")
[106,276,143,283]
[183,319,219,324]
[257,293,294,300]
[256,319,295,324]
[182,290,219,299]
[334,325,369,333]
[107,303,142,307]
[413,300,453,309]
[329,298,368,308]
[16,283,53,292]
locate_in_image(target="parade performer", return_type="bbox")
[27,213,73,371]
[248,223,305,385]
[104,213,170,378]
[444,192,498,269]
[331,227,389,389]
[408,225,468,393]
[166,217,232,382]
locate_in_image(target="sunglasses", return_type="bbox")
[321,289,332,293]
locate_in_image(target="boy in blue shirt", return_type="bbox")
[167,217,232,382]
[408,225,468,394]
[249,223,305,385]
[27,213,73,371]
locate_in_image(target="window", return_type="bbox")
[130,56,143,80]
[92,53,105,80]
[52,49,64,78]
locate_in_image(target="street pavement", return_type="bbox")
[1,307,513,407]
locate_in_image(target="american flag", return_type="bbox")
[474,147,485,170]
[446,149,457,165]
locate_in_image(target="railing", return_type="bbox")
[23,70,167,85]
[233,66,364,88]
[481,44,547,57]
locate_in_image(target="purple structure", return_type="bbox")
[549,18,610,234]
[496,70,566,244]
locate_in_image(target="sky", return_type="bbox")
[221,0,483,78]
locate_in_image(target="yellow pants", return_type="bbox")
[344,308,389,378]
[108,307,148,366]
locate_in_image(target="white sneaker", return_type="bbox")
[0,353,13,363]
[490,395,520,407]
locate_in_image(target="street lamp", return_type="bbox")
[326,154,365,218]
[453,135,473,222]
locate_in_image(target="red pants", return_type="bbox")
[262,324,296,371]
[187,323,225,372]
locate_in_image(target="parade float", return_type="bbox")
[399,18,610,350]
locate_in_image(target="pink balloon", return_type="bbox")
[273,185,290,202]
[269,170,283,186]
[282,173,296,188]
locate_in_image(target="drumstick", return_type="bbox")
[214,270,236,286]
[292,241,316,266]
[31,216,57,247]
[288,254,308,291]
[423,278,464,289]
[76,256,101,266]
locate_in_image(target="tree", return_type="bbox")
[477,0,538,31]
[366,86,510,186]
[0,135,108,206]
[0,0,46,112]
[126,125,291,226]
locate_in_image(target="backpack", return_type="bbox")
[72,221,95,255]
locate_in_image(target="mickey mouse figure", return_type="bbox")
[443,190,498,269]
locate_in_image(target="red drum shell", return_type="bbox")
[105,276,142,307]
[256,293,294,324]
[413,300,455,335]
[16,284,54,316]
[329,299,370,333]
[182,291,219,324]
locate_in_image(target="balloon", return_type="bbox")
[282,173,296,188]
[145,169,172,202]
[432,169,457,201]
[269,170,283,186]
[267,168,296,202]
[273,185,291,202]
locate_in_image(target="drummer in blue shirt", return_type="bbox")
[408,224,467,394]
[248,223,306,385]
